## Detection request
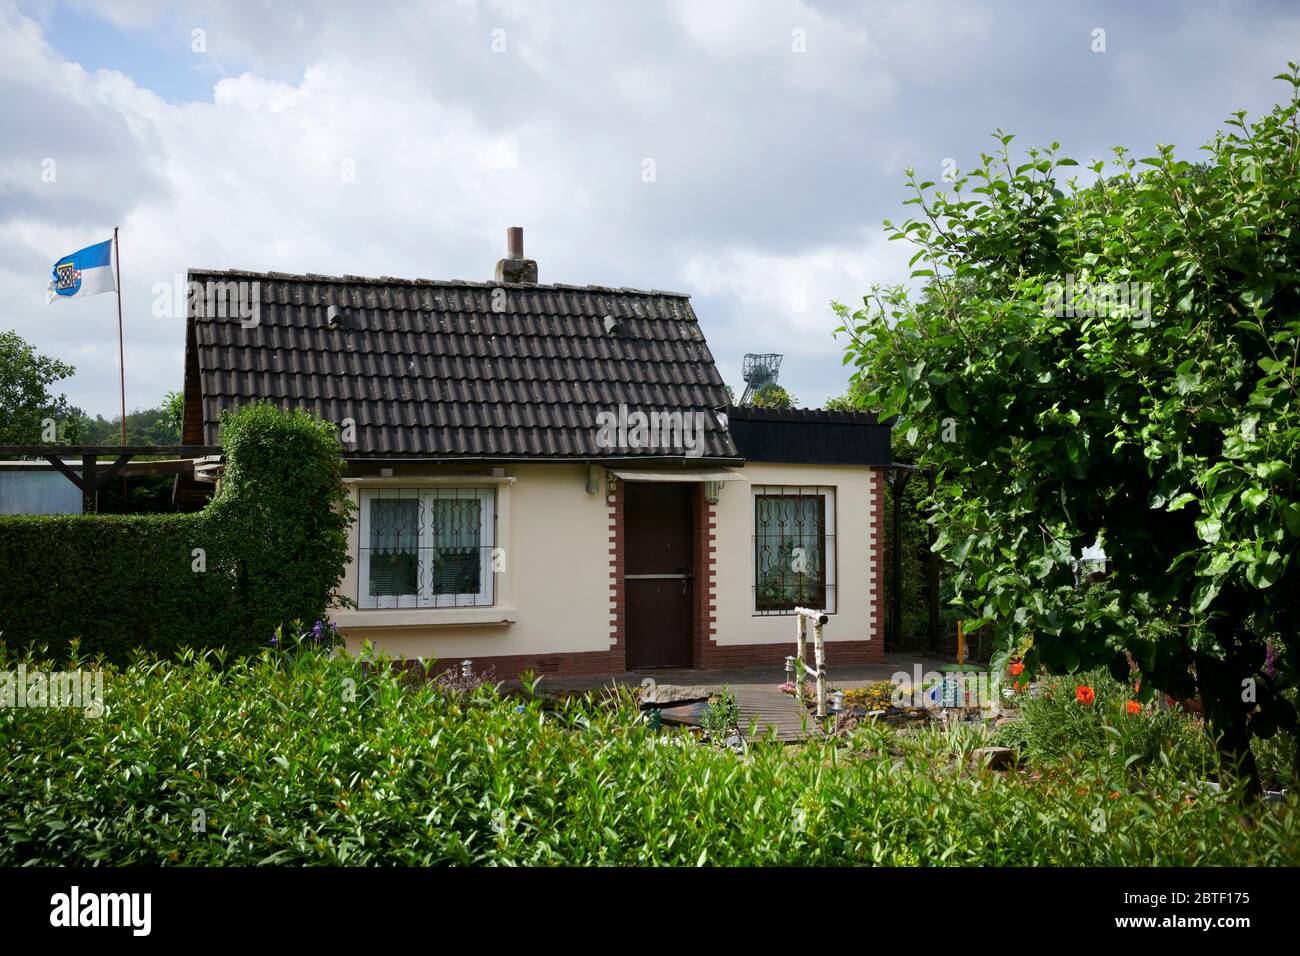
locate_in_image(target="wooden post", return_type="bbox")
[957,619,965,666]
[81,454,97,514]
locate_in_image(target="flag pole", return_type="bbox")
[113,226,126,446]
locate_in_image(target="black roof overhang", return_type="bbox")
[723,406,893,466]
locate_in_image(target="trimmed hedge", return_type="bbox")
[0,403,352,662]
[2,644,1298,865]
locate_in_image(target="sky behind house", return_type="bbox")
[2,0,1299,417]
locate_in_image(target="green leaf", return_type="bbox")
[1195,517,1223,544]
[1283,503,1300,536]
[1174,360,1201,395]
[1027,556,1054,580]
[1241,487,1268,510]
[1192,579,1221,613]
[1244,550,1282,589]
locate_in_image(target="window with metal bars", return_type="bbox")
[752,485,836,615]
[358,487,496,608]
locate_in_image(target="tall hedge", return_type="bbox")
[0,403,353,662]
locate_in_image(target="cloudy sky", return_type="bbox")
[3,0,1298,417]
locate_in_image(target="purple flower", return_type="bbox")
[1265,639,1277,679]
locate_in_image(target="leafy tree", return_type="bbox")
[836,66,1300,791]
[750,384,799,408]
[0,331,76,444]
[162,390,184,440]
[823,383,870,411]
[69,401,182,446]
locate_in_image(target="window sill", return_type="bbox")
[752,610,838,617]
[331,606,518,628]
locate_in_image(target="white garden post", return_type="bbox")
[794,606,830,719]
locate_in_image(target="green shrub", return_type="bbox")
[999,668,1216,780]
[0,513,236,661]
[0,403,353,663]
[992,715,1030,753]
[2,646,1296,866]
[700,685,739,742]
[1252,688,1299,792]
[203,402,354,643]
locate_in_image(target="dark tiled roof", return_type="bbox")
[186,269,738,460]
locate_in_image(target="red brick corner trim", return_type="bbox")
[606,471,627,670]
[868,467,886,662]
[691,484,718,666]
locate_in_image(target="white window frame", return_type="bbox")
[357,487,496,609]
[751,485,837,616]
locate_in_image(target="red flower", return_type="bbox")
[1126,700,1141,715]
[1076,685,1095,705]
[1010,662,1024,677]
[1013,681,1021,692]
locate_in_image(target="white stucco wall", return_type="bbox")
[712,463,879,646]
[333,463,613,660]
[331,460,880,663]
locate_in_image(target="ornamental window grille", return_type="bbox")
[752,485,836,615]
[358,487,496,608]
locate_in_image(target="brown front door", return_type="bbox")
[624,482,694,669]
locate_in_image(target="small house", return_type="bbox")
[180,231,892,675]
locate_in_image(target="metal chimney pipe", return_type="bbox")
[495,226,537,282]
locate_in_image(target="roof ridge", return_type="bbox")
[185,267,693,299]
[725,404,881,424]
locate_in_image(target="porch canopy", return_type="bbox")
[608,468,746,483]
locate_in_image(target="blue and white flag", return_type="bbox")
[46,237,117,304]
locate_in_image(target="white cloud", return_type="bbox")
[3,0,1300,416]
[683,233,911,349]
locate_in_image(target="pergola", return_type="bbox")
[0,445,222,514]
